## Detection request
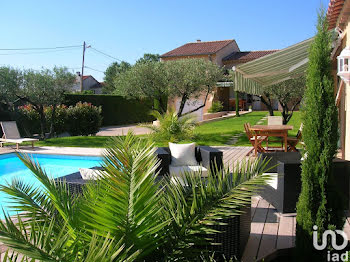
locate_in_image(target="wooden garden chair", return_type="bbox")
[286,124,303,152]
[244,123,268,156]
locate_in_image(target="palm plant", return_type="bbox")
[0,132,272,261]
[144,108,196,142]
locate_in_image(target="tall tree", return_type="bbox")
[296,10,344,260]
[0,67,22,115]
[165,59,224,117]
[103,61,131,93]
[136,53,160,64]
[113,61,168,112]
[265,76,305,124]
[19,67,75,139]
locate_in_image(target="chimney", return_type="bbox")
[196,39,201,42]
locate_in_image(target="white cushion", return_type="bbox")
[263,173,278,190]
[169,142,198,166]
[169,165,208,177]
[79,168,106,180]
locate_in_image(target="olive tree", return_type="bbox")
[19,67,75,139]
[265,76,305,124]
[103,61,131,94]
[165,59,224,117]
[113,61,169,113]
[0,67,22,116]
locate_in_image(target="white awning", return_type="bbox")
[232,37,313,94]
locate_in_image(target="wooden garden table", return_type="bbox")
[250,125,293,156]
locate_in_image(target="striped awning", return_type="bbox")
[232,37,313,94]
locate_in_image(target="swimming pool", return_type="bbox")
[0,153,102,218]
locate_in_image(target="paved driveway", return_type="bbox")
[96,124,151,136]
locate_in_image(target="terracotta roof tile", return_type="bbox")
[222,50,278,63]
[82,75,91,80]
[161,40,236,58]
[327,0,345,29]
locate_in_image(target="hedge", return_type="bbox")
[64,94,155,126]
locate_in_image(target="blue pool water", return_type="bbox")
[0,153,102,218]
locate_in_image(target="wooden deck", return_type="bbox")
[242,196,296,261]
[215,146,252,171]
[219,147,350,261]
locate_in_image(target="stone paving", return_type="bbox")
[96,124,151,136]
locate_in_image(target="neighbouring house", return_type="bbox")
[327,0,350,160]
[72,73,104,94]
[160,39,278,120]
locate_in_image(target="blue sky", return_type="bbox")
[0,0,329,81]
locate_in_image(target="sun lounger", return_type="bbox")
[0,121,39,150]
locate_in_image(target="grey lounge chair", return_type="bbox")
[0,121,39,150]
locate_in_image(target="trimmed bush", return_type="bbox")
[208,101,224,113]
[64,94,155,126]
[66,102,102,136]
[295,11,344,260]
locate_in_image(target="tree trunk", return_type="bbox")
[38,106,46,140]
[180,87,211,117]
[280,103,289,125]
[177,93,188,117]
[260,95,274,116]
[280,99,301,125]
[235,91,240,117]
[49,105,56,138]
[154,94,168,114]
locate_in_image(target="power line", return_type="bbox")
[89,47,123,62]
[84,66,105,73]
[0,45,82,51]
[0,47,82,56]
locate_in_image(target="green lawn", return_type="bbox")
[192,111,268,146]
[34,111,302,148]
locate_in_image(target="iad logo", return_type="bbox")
[312,225,349,261]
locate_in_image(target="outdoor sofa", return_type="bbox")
[57,146,251,260]
[155,145,223,176]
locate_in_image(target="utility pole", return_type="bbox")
[235,91,240,117]
[80,41,86,92]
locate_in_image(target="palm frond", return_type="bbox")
[81,132,169,258]
[0,178,54,221]
[0,214,69,261]
[161,156,273,259]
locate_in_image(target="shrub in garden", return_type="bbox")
[18,104,68,136]
[208,101,224,113]
[144,108,196,142]
[45,105,68,135]
[66,102,102,136]
[17,104,41,135]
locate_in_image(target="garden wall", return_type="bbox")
[64,94,155,126]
